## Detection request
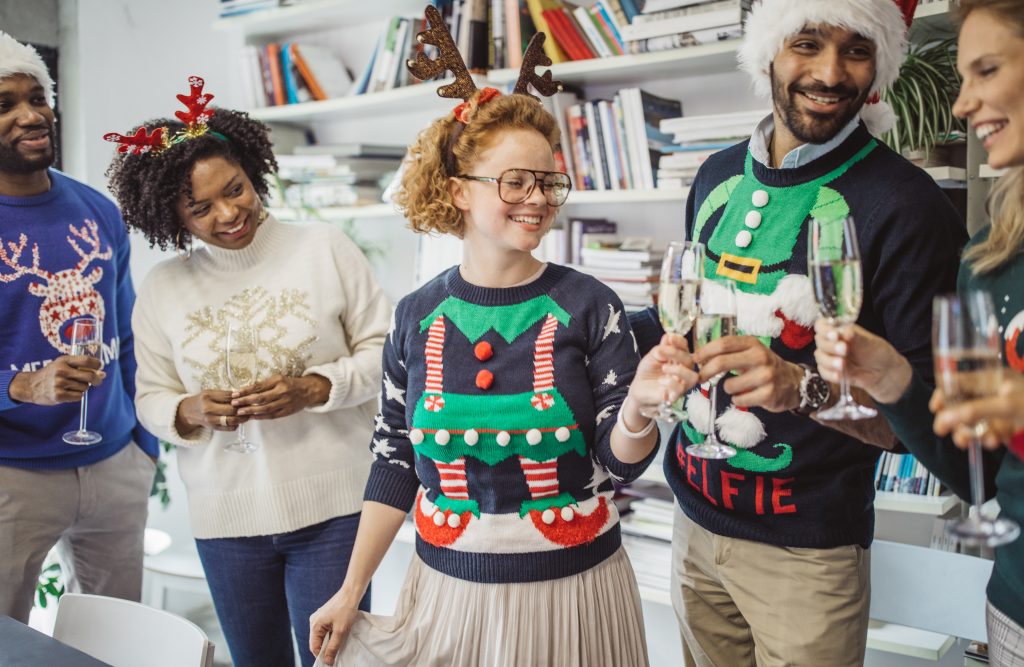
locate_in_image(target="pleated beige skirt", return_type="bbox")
[339,547,649,667]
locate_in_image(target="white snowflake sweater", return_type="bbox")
[364,264,656,583]
[133,216,391,538]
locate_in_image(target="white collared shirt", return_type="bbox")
[748,114,861,169]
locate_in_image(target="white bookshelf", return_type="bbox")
[924,166,968,183]
[249,83,452,124]
[980,165,1008,179]
[490,41,740,87]
[866,620,956,661]
[913,0,955,22]
[874,491,959,516]
[212,0,422,38]
[568,188,689,205]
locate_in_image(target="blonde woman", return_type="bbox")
[815,1,1024,662]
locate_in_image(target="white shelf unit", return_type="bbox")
[874,491,959,516]
[270,204,401,221]
[923,166,967,183]
[866,620,956,661]
[980,165,1008,179]
[212,0,423,38]
[912,0,954,22]
[249,82,458,124]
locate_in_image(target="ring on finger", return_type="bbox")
[219,415,228,427]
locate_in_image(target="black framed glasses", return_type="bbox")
[458,168,573,207]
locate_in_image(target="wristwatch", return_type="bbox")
[793,364,830,416]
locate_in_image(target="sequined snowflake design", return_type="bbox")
[183,286,318,389]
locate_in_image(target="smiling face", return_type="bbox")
[953,9,1024,170]
[770,24,876,149]
[452,127,558,260]
[0,74,56,175]
[175,155,261,251]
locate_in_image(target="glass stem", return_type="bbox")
[839,367,854,405]
[78,389,89,434]
[237,421,246,442]
[706,383,719,446]
[968,439,986,510]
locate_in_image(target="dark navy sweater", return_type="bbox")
[364,264,656,583]
[632,124,966,549]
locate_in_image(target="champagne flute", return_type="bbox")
[640,241,704,422]
[689,279,738,459]
[224,322,259,454]
[934,292,1019,547]
[62,316,104,446]
[808,216,877,420]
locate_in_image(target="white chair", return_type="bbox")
[53,593,215,667]
[870,539,994,640]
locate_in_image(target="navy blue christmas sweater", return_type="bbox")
[364,264,657,583]
[0,170,156,468]
[632,123,966,548]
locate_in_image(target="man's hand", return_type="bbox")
[231,374,331,421]
[8,356,105,406]
[693,336,803,413]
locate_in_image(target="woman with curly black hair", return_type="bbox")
[106,84,390,667]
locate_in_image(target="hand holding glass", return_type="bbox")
[224,323,259,454]
[808,216,877,420]
[62,316,103,446]
[934,291,1019,547]
[640,241,704,423]
[689,279,738,460]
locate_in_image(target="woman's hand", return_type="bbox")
[231,374,331,420]
[309,589,362,666]
[628,332,699,413]
[932,377,1024,450]
[176,390,246,435]
[813,319,913,404]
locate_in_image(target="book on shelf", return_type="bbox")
[568,218,617,264]
[290,43,354,101]
[219,0,279,19]
[626,23,742,54]
[620,0,750,42]
[874,451,943,497]
[294,143,408,158]
[580,244,664,267]
[237,42,354,107]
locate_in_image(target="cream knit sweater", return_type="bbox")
[133,217,390,538]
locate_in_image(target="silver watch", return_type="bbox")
[794,364,830,416]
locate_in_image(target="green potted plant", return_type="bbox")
[882,37,966,163]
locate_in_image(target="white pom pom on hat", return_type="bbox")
[0,31,55,106]
[738,0,918,135]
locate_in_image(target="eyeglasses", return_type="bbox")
[458,168,573,207]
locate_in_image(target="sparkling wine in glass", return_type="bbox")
[641,241,704,423]
[63,316,103,445]
[809,216,877,420]
[689,279,738,460]
[224,323,259,454]
[934,291,1019,547]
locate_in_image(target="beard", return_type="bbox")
[770,66,872,144]
[0,123,56,174]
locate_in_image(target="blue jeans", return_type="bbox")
[195,513,370,667]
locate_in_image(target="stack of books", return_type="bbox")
[545,88,682,192]
[618,477,675,596]
[568,235,664,311]
[619,0,751,53]
[874,452,944,497]
[237,43,354,108]
[271,143,405,209]
[658,108,767,187]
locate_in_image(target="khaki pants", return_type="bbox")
[670,508,870,667]
[0,443,154,622]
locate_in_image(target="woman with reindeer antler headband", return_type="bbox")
[104,77,392,667]
[309,7,696,666]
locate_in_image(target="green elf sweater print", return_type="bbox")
[632,123,966,549]
[364,264,657,583]
[880,228,1024,628]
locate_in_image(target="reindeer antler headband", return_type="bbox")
[406,6,564,173]
[103,76,227,156]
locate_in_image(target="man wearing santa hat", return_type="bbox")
[631,0,966,663]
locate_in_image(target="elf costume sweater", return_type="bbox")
[364,263,656,583]
[881,228,1024,627]
[133,216,391,538]
[0,169,157,468]
[632,122,966,549]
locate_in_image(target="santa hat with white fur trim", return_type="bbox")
[0,31,55,107]
[738,0,919,135]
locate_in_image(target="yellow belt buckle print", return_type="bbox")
[716,253,762,284]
